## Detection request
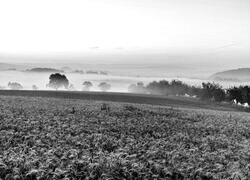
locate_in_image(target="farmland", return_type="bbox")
[0,90,241,112]
[0,95,250,179]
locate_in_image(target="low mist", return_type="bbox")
[0,63,249,93]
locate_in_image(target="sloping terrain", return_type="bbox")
[210,68,250,81]
[0,96,249,179]
[0,90,239,112]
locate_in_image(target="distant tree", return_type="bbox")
[188,85,203,97]
[240,86,250,104]
[201,82,225,102]
[128,82,146,93]
[146,80,195,96]
[227,86,250,104]
[68,84,75,91]
[32,85,38,90]
[227,87,241,103]
[82,81,93,91]
[128,84,137,92]
[47,73,69,90]
[212,88,226,102]
[98,82,111,92]
[8,82,23,90]
[146,80,170,95]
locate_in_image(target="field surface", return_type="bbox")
[0,90,240,112]
[0,95,250,179]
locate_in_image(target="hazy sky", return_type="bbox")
[0,0,250,65]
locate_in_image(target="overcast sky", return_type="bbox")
[0,0,250,65]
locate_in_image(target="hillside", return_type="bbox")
[26,68,64,73]
[0,63,23,71]
[210,68,250,81]
[0,90,242,112]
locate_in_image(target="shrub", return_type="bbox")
[227,86,250,104]
[68,84,75,91]
[201,82,225,102]
[128,82,146,93]
[82,81,93,91]
[98,82,111,92]
[145,80,200,97]
[8,82,23,90]
[32,85,38,90]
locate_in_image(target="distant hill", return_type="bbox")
[26,68,64,73]
[0,63,23,71]
[61,66,72,72]
[210,68,250,82]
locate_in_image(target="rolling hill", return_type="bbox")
[0,90,243,112]
[26,68,64,73]
[0,63,23,71]
[0,93,249,179]
[210,68,250,81]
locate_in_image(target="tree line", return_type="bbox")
[2,73,250,105]
[129,80,250,104]
[3,73,111,92]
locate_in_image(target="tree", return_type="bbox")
[227,86,250,104]
[47,73,69,90]
[128,82,146,93]
[128,84,137,92]
[8,82,23,90]
[68,84,75,91]
[98,82,111,92]
[201,82,225,102]
[170,80,189,95]
[32,85,38,90]
[82,81,93,91]
[240,86,250,104]
[146,80,196,96]
[146,80,170,95]
[227,87,242,103]
[212,88,226,102]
